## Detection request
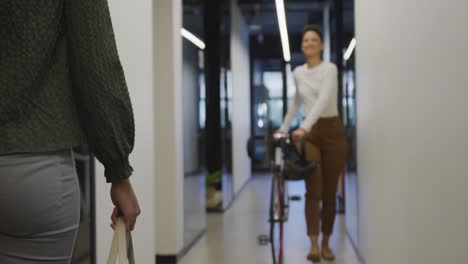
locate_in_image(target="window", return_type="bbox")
[198,69,232,129]
[262,71,283,129]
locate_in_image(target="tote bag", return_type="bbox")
[107,217,135,264]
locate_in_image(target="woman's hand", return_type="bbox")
[292,128,307,144]
[274,129,286,135]
[110,179,141,232]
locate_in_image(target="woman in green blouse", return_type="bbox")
[0,1,140,262]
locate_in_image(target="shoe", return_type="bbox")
[321,246,336,261]
[307,246,321,262]
[206,187,222,209]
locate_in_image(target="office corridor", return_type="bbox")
[179,175,360,264]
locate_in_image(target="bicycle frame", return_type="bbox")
[247,133,293,264]
[269,133,291,264]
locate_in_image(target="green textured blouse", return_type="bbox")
[0,0,135,183]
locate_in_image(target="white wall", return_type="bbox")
[231,1,252,194]
[153,0,185,256]
[96,0,156,263]
[355,0,468,263]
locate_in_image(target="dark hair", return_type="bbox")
[302,25,323,42]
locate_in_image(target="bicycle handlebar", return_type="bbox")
[246,133,292,159]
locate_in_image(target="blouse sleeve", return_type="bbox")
[279,71,302,131]
[64,0,135,183]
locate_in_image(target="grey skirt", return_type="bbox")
[0,150,80,263]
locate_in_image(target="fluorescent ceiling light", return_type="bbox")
[344,38,357,61]
[181,28,205,50]
[275,0,291,62]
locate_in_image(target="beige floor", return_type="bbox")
[179,175,361,264]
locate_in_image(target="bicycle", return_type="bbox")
[248,133,319,264]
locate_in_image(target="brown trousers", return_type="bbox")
[304,117,347,236]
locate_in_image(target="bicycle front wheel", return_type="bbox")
[269,172,285,264]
